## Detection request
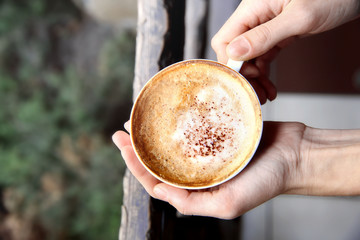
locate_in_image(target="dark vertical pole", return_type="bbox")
[158,0,186,69]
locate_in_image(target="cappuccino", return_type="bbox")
[131,60,262,189]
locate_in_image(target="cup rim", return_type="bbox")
[130,59,263,189]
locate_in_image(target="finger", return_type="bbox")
[240,62,261,78]
[254,47,282,76]
[154,183,236,219]
[124,120,130,132]
[112,131,161,197]
[226,5,302,61]
[256,37,296,64]
[122,145,161,197]
[247,79,267,105]
[211,2,252,63]
[258,76,277,101]
[112,130,132,149]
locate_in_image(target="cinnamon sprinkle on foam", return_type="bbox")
[173,87,245,163]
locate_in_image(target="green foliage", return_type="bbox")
[0,0,134,239]
[0,0,80,35]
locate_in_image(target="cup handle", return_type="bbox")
[226,59,244,73]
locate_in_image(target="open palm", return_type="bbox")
[112,121,305,219]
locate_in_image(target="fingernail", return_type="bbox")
[111,133,121,151]
[228,37,250,59]
[154,186,168,201]
[124,121,130,132]
[111,133,118,145]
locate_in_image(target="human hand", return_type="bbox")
[112,121,306,219]
[212,0,360,104]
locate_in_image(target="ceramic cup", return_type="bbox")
[130,59,262,189]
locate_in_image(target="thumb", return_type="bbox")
[227,9,301,61]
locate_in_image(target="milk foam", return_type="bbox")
[172,86,246,164]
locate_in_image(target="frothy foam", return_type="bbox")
[172,87,246,165]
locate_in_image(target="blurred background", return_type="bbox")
[1,0,360,239]
[0,0,136,239]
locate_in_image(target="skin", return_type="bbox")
[113,122,360,219]
[213,0,360,103]
[114,121,306,219]
[113,0,360,219]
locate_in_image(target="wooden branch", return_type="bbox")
[132,0,168,97]
[119,170,150,240]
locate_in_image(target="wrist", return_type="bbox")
[287,126,360,196]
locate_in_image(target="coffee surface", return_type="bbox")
[131,60,262,188]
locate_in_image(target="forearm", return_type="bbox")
[289,126,360,196]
